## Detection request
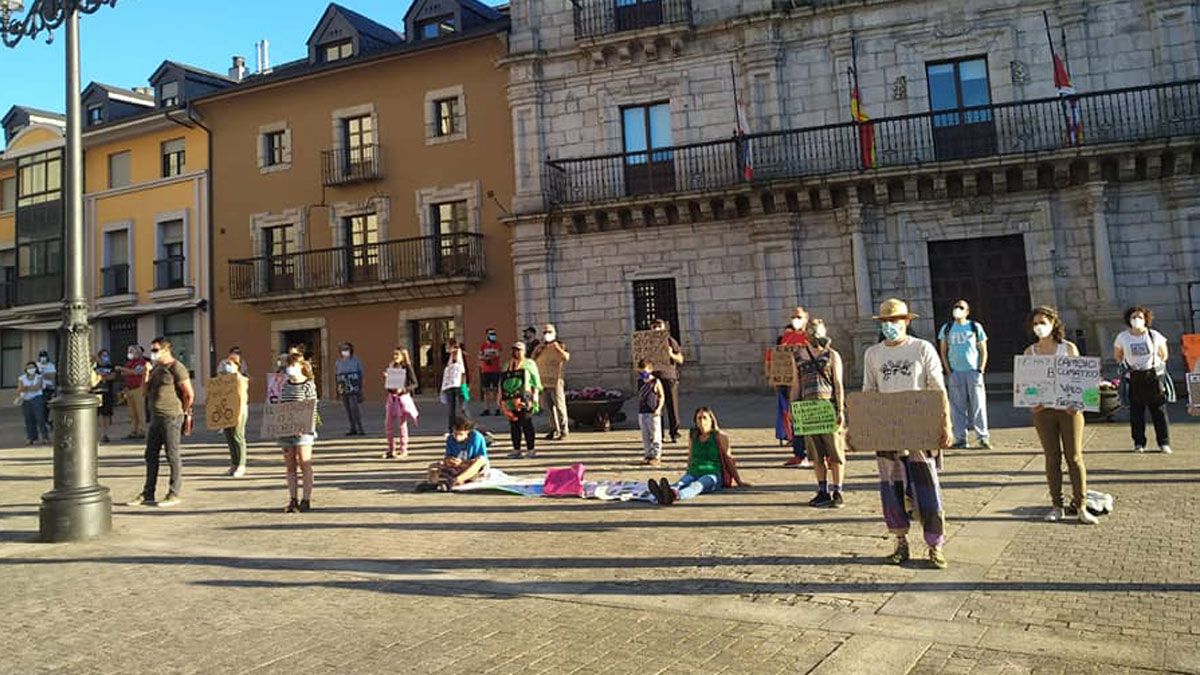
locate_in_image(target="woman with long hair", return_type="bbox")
[383,347,420,459]
[279,352,318,513]
[647,407,749,505]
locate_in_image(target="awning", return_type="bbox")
[0,320,61,331]
[90,298,203,320]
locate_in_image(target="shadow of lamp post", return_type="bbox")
[1,0,118,542]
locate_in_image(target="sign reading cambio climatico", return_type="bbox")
[1013,355,1103,412]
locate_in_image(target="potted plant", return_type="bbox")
[565,387,629,431]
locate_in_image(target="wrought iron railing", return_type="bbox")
[545,79,1200,206]
[100,264,129,297]
[154,257,186,290]
[321,143,384,186]
[573,0,692,39]
[228,233,485,301]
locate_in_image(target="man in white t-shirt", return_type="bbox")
[860,298,953,570]
[1113,306,1172,454]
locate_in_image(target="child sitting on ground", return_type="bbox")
[419,416,489,492]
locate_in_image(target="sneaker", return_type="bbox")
[506,451,524,459]
[929,547,948,569]
[885,539,910,565]
[807,491,832,507]
[951,441,968,450]
[1077,508,1099,525]
[1064,505,1079,517]
[381,452,396,459]
[284,498,299,513]
[525,449,538,459]
[978,437,992,450]
[298,499,311,513]
[782,457,806,468]
[345,431,356,437]
[647,478,665,504]
[799,458,813,469]
[658,478,676,505]
[1160,445,1173,455]
[232,466,246,478]
[125,494,151,507]
[157,492,180,508]
[543,431,557,441]
[829,491,845,509]
[1134,446,1146,453]
[481,410,491,417]
[642,457,662,467]
[1045,507,1064,522]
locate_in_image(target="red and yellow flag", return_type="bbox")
[850,84,876,169]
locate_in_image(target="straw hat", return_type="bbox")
[872,298,919,321]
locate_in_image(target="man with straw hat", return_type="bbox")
[859,298,953,569]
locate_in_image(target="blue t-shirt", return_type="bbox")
[938,321,988,372]
[445,430,488,463]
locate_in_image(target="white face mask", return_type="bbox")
[790,318,804,330]
[221,362,237,374]
[26,367,37,376]
[148,350,161,363]
[285,365,303,380]
[952,308,967,320]
[1129,317,1146,331]
[340,350,351,358]
[1032,323,1053,339]
[127,352,137,360]
[543,332,555,342]
[812,325,827,339]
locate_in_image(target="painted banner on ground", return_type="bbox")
[768,347,796,387]
[790,399,837,436]
[845,390,946,452]
[631,330,672,368]
[1187,372,1200,407]
[534,349,564,388]
[204,374,244,431]
[1013,355,1102,412]
[265,373,285,404]
[260,400,317,438]
[336,372,363,396]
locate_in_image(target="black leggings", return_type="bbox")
[509,412,535,451]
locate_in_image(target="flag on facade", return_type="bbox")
[1053,52,1084,145]
[736,102,754,181]
[849,75,877,169]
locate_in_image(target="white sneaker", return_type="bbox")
[1078,508,1099,525]
[1160,445,1172,455]
[232,466,246,478]
[1134,446,1146,453]
[1045,507,1064,522]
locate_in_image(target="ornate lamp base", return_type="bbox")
[39,392,112,542]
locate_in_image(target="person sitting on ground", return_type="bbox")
[421,416,490,491]
[647,407,749,505]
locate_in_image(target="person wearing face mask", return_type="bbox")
[859,299,953,569]
[278,352,319,513]
[1114,306,1172,454]
[93,349,117,444]
[1025,306,1098,524]
[37,350,57,402]
[116,345,149,439]
[636,358,666,466]
[17,361,49,446]
[649,319,685,443]
[522,326,541,357]
[382,348,420,459]
[478,328,503,417]
[532,323,571,441]
[127,337,193,508]
[216,352,250,477]
[791,319,847,508]
[771,307,812,466]
[501,341,543,458]
[440,340,471,433]
[335,343,366,437]
[228,346,248,376]
[937,300,991,450]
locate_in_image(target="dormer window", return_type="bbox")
[160,81,179,107]
[417,15,455,39]
[87,105,103,127]
[323,39,354,62]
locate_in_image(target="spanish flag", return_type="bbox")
[850,79,877,169]
[1053,53,1084,145]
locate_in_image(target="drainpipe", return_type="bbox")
[170,106,216,377]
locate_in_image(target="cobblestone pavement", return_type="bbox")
[0,393,1196,674]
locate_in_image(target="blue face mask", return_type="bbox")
[100,355,110,365]
[639,371,651,381]
[880,321,904,341]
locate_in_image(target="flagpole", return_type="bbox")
[731,61,750,182]
[1044,11,1076,147]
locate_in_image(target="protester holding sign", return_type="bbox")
[532,323,571,441]
[772,307,811,466]
[648,320,685,443]
[1114,306,1172,455]
[501,342,543,459]
[440,341,470,433]
[1024,306,1097,525]
[382,348,420,460]
[215,352,249,477]
[859,299,952,569]
[937,299,991,449]
[1188,360,1200,417]
[279,352,319,513]
[335,343,366,437]
[790,319,846,508]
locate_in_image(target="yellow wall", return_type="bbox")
[85,125,207,193]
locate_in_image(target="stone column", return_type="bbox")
[1085,183,1119,308]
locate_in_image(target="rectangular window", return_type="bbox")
[0,249,13,308]
[160,81,179,107]
[342,115,375,170]
[621,102,674,195]
[264,130,286,166]
[323,40,353,62]
[927,57,992,126]
[1,329,22,385]
[102,229,130,296]
[156,219,185,289]
[18,239,62,277]
[344,213,379,280]
[161,138,185,178]
[418,15,456,39]
[161,312,193,371]
[17,150,62,207]
[432,200,470,274]
[87,104,103,126]
[108,151,131,189]
[263,224,295,292]
[632,278,680,341]
[0,177,14,212]
[434,97,459,137]
[614,0,666,32]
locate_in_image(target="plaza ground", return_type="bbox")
[0,392,1197,674]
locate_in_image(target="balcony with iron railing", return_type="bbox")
[321,143,384,186]
[573,0,692,40]
[228,233,485,308]
[100,264,130,297]
[545,79,1200,206]
[154,257,187,291]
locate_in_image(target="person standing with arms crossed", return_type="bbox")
[127,338,193,508]
[650,319,685,443]
[116,345,149,439]
[938,299,992,449]
[478,328,503,417]
[533,323,571,441]
[857,299,953,569]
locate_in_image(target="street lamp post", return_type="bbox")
[2,0,118,542]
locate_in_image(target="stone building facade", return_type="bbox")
[505,0,1200,389]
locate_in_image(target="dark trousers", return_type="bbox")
[660,377,680,439]
[510,411,536,451]
[445,387,469,432]
[22,397,48,442]
[143,414,183,499]
[1128,370,1170,447]
[342,394,364,434]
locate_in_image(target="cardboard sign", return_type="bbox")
[336,372,362,396]
[631,329,672,369]
[768,347,796,387]
[534,348,564,388]
[1013,355,1102,412]
[1187,372,1200,407]
[204,374,245,431]
[260,399,317,438]
[500,368,529,401]
[845,390,946,452]
[791,399,837,436]
[384,367,407,391]
[265,373,285,404]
